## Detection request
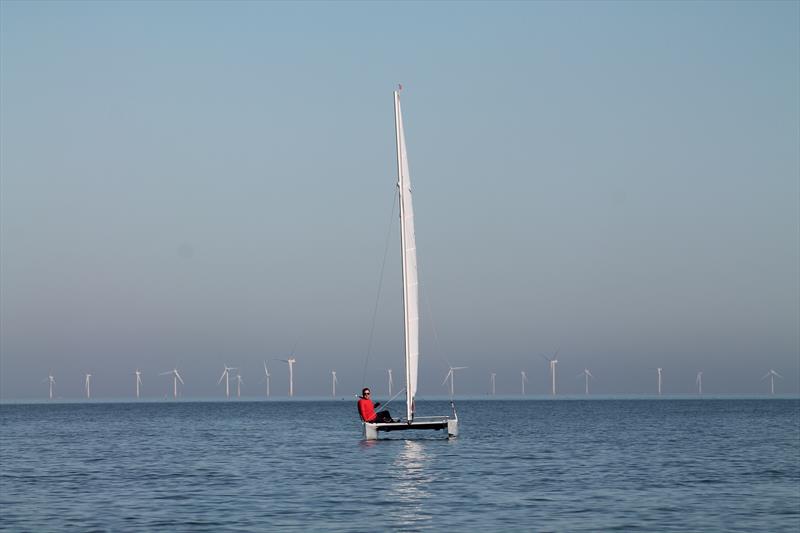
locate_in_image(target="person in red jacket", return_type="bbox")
[358,388,394,423]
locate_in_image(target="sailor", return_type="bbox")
[358,388,394,423]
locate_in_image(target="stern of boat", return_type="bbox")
[363,422,379,440]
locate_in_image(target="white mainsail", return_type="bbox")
[394,90,419,422]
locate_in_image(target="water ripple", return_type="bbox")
[1,399,798,532]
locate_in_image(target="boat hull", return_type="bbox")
[363,416,458,440]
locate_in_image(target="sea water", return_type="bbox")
[1,399,798,532]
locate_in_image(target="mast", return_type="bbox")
[394,88,419,422]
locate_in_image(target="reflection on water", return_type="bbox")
[389,440,434,528]
[358,439,379,450]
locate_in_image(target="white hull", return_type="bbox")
[363,416,458,440]
[363,401,459,440]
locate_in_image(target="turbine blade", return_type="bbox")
[774,371,783,379]
[218,371,226,384]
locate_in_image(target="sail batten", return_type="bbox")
[394,90,419,422]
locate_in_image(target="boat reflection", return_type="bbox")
[388,440,434,528]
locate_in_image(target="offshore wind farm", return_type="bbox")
[24,363,797,401]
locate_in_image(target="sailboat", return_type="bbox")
[362,88,459,440]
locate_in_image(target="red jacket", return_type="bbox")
[358,397,377,422]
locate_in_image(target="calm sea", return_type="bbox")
[1,399,798,532]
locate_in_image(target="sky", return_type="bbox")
[1,1,798,400]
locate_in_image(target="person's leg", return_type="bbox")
[376,410,393,422]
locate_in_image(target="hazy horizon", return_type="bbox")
[2,1,798,399]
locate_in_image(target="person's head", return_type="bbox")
[361,388,371,398]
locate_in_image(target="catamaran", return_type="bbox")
[362,88,459,440]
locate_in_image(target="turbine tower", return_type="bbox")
[262,361,271,398]
[696,371,703,395]
[159,368,184,399]
[43,373,55,400]
[84,373,92,399]
[235,374,243,398]
[577,368,594,395]
[387,368,393,396]
[281,358,296,397]
[542,350,559,396]
[135,370,142,399]
[761,369,782,395]
[217,365,236,399]
[442,366,467,397]
[521,371,528,395]
[491,372,496,395]
[657,368,663,396]
[331,370,338,398]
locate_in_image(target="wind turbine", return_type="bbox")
[387,368,393,396]
[761,369,782,395]
[235,374,243,398]
[657,368,663,396]
[442,366,467,397]
[577,368,594,395]
[491,372,496,395]
[135,370,142,399]
[281,358,296,397]
[520,371,528,395]
[696,371,703,395]
[331,370,338,398]
[217,365,236,399]
[541,350,559,396]
[42,373,55,400]
[84,373,92,399]
[262,361,271,398]
[159,368,184,399]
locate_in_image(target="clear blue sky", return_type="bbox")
[1,1,798,399]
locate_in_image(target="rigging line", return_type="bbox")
[379,387,407,412]
[402,196,452,382]
[361,189,399,387]
[421,282,453,371]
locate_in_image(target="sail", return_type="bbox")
[394,90,419,422]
